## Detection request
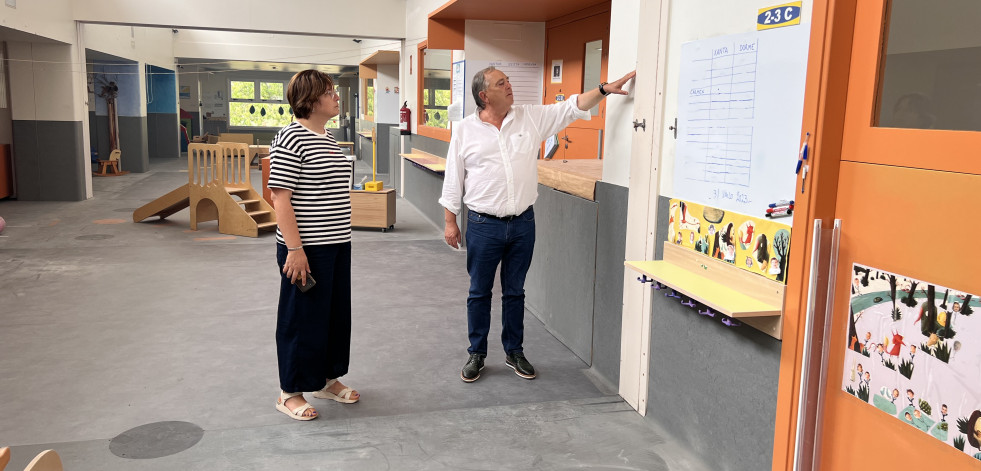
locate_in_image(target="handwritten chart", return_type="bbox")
[673,27,809,221]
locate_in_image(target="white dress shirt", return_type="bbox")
[439,95,591,217]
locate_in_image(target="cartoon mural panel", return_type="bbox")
[842,263,981,459]
[668,199,791,283]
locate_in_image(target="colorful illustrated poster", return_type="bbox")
[842,264,981,459]
[667,199,791,283]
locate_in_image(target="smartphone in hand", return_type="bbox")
[295,274,316,293]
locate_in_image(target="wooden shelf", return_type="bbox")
[400,149,446,174]
[625,242,785,339]
[537,159,602,201]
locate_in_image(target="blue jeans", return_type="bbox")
[465,206,535,355]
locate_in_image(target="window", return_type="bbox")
[422,48,451,129]
[229,79,292,128]
[875,2,981,131]
[365,80,375,121]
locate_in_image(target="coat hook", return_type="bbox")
[721,316,741,328]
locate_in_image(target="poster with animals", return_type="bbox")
[843,263,981,459]
[668,199,791,283]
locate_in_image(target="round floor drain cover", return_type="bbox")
[109,421,204,459]
[75,234,114,240]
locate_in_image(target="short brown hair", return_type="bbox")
[287,70,334,119]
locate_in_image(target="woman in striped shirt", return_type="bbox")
[269,70,359,421]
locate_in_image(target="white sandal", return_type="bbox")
[312,379,360,403]
[276,391,318,421]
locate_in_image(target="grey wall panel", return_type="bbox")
[406,133,450,158]
[12,120,85,201]
[187,112,201,138]
[591,182,628,389]
[118,116,149,173]
[89,113,111,162]
[11,120,39,200]
[643,196,780,471]
[357,133,372,162]
[402,161,446,230]
[525,185,597,363]
[374,123,393,174]
[203,118,227,135]
[147,113,178,159]
[389,127,402,194]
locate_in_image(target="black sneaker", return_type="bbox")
[505,352,536,379]
[461,353,485,382]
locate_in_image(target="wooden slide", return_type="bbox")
[133,143,277,238]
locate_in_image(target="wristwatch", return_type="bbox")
[598,82,610,96]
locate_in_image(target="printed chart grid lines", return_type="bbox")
[490,61,542,106]
[683,40,759,187]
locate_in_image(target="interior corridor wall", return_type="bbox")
[635,2,813,469]
[8,40,89,200]
[600,0,640,187]
[146,65,178,159]
[90,61,147,173]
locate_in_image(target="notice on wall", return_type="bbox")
[450,60,466,122]
[672,26,809,224]
[842,264,981,459]
[464,60,543,117]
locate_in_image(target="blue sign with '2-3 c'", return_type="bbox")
[757,2,802,30]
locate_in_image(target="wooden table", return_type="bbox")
[337,141,355,155]
[249,145,269,167]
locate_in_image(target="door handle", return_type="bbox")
[794,219,824,471]
[811,219,841,471]
[793,219,842,471]
[561,135,572,143]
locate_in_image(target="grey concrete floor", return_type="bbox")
[0,156,708,470]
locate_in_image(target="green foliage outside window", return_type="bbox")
[423,89,451,129]
[260,82,283,100]
[433,89,451,107]
[425,110,448,128]
[230,103,292,128]
[230,81,254,100]
[366,86,375,120]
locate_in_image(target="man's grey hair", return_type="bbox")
[472,66,497,110]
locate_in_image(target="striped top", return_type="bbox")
[268,122,353,245]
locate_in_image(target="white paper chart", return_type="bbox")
[464,60,543,117]
[450,60,466,122]
[673,27,809,222]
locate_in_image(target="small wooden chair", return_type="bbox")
[0,447,63,471]
[94,149,122,176]
[23,450,62,471]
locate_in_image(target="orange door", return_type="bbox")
[543,10,609,160]
[813,1,981,468]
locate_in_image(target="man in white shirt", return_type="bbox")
[440,66,635,382]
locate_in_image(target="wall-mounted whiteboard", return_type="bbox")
[672,26,809,223]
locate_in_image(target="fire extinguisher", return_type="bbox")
[399,101,411,135]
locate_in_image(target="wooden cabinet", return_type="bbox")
[350,188,395,231]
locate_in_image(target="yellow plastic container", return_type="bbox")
[364,180,384,191]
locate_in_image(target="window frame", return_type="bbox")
[416,41,451,142]
[227,78,295,130]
